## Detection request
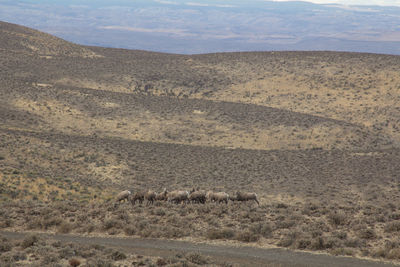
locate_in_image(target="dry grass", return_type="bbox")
[1,198,400,262]
[0,233,228,266]
[1,21,400,265]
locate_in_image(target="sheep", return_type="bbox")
[235,191,260,205]
[167,190,189,204]
[189,189,207,204]
[130,191,145,205]
[229,195,237,202]
[115,190,131,202]
[206,191,214,202]
[155,188,168,201]
[208,192,229,204]
[144,190,156,205]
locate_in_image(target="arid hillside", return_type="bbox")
[1,21,400,265]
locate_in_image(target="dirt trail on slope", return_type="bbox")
[1,231,397,267]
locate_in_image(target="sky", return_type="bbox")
[273,0,400,6]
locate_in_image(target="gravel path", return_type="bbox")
[1,231,398,267]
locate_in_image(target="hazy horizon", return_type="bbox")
[1,0,400,55]
[273,0,400,7]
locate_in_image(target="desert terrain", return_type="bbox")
[1,21,400,266]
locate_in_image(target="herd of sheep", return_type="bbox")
[116,188,259,206]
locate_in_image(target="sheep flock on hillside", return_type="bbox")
[116,188,259,206]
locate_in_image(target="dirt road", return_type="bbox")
[1,231,397,267]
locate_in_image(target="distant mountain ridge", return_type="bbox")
[0,0,399,54]
[0,21,99,58]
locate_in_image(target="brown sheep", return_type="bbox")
[229,195,237,202]
[144,190,156,205]
[206,191,214,202]
[167,190,189,204]
[189,189,206,204]
[208,192,229,204]
[115,190,131,202]
[155,188,168,201]
[236,191,260,205]
[130,191,145,205]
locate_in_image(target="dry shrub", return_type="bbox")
[109,250,127,261]
[0,236,12,252]
[43,216,63,229]
[124,225,136,236]
[162,225,186,239]
[333,231,347,240]
[372,248,387,258]
[357,228,376,240]
[278,235,296,248]
[302,202,321,216]
[0,218,12,228]
[385,221,400,232]
[103,218,122,230]
[154,208,166,216]
[331,248,355,256]
[21,234,38,249]
[87,258,115,267]
[275,219,296,229]
[344,238,364,248]
[186,252,209,265]
[276,203,288,209]
[156,258,168,266]
[84,223,96,233]
[310,237,325,250]
[249,222,273,238]
[387,248,400,260]
[311,230,323,238]
[206,228,235,240]
[295,238,312,249]
[385,240,400,250]
[75,244,96,258]
[327,211,347,226]
[310,236,343,250]
[59,247,75,259]
[235,230,259,242]
[390,213,400,220]
[27,218,42,229]
[69,258,81,266]
[57,221,73,234]
[41,252,58,265]
[11,252,27,262]
[324,237,343,249]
